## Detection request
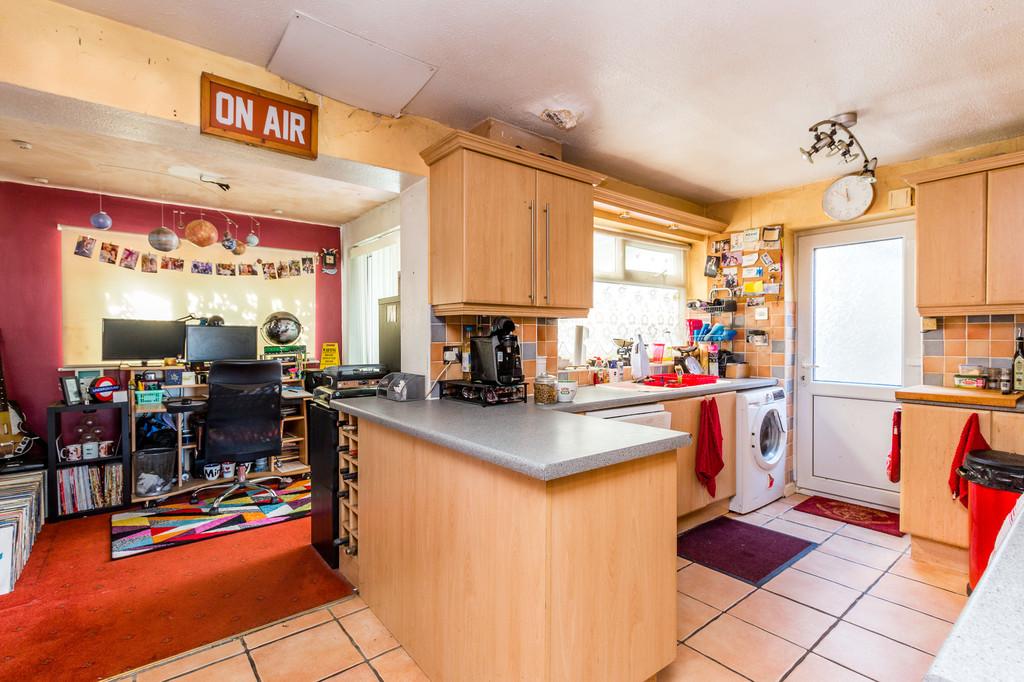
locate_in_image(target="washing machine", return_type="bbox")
[730,387,788,514]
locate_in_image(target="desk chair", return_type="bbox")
[188,360,287,513]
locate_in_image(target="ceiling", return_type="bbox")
[57,0,1024,204]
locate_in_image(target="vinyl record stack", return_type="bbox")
[0,471,46,595]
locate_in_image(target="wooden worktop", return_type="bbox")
[896,384,1024,409]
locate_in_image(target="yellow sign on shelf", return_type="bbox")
[321,342,339,368]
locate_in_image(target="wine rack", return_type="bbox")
[338,411,359,565]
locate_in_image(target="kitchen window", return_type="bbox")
[558,231,688,363]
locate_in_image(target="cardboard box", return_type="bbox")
[470,117,562,159]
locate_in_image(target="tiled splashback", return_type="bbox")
[922,314,1024,387]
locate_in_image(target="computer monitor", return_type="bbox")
[102,319,186,361]
[186,325,258,363]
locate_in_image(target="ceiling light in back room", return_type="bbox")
[11,139,32,150]
[539,108,579,130]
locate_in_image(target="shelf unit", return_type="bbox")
[337,410,360,584]
[46,401,131,520]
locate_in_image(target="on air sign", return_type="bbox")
[200,72,318,159]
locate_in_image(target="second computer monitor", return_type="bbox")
[186,325,258,363]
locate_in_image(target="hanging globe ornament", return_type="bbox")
[148,226,180,252]
[184,218,218,247]
[246,217,261,247]
[246,232,260,247]
[90,194,112,229]
[232,242,247,256]
[222,233,237,251]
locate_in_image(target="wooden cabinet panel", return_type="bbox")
[991,411,1024,452]
[536,171,593,309]
[665,393,737,517]
[900,404,987,548]
[462,151,537,306]
[916,173,987,309]
[986,166,1024,304]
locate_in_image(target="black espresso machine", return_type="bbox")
[440,317,526,406]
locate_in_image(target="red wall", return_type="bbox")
[0,182,341,432]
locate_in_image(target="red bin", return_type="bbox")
[958,449,1024,591]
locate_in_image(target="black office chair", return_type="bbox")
[189,360,288,513]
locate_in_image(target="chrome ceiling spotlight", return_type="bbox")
[800,112,878,183]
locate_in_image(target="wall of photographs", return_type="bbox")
[60,227,317,364]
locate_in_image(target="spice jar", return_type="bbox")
[534,373,558,405]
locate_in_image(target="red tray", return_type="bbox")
[642,373,718,388]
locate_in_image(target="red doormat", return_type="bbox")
[794,495,903,537]
[678,516,816,587]
[0,511,350,681]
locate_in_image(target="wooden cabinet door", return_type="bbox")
[986,166,1024,304]
[462,151,537,306]
[915,173,987,309]
[535,171,593,309]
[900,403,989,548]
[991,411,1024,453]
[665,393,737,517]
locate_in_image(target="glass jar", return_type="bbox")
[534,373,558,405]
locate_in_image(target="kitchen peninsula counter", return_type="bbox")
[547,376,778,413]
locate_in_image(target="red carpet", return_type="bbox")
[0,511,351,681]
[794,495,903,537]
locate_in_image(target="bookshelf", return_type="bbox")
[46,401,131,520]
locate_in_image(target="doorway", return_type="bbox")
[795,219,919,508]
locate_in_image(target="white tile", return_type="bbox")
[763,518,831,544]
[836,524,911,552]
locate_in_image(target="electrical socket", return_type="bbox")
[442,345,461,363]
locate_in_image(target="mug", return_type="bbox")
[238,462,252,474]
[203,463,220,481]
[556,380,578,403]
[98,440,115,457]
[221,462,236,479]
[60,443,83,462]
[82,441,100,460]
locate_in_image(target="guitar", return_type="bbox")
[0,339,34,457]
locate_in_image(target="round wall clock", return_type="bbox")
[822,174,874,221]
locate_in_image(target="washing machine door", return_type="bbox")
[752,404,786,470]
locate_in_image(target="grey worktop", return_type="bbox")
[898,397,1024,414]
[544,377,778,413]
[926,509,1024,682]
[331,396,690,481]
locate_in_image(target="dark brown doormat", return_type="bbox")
[678,516,816,586]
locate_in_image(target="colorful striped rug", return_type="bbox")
[110,480,311,559]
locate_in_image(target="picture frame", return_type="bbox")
[60,376,83,405]
[762,225,782,241]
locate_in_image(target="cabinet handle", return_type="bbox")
[529,201,536,302]
[544,203,551,303]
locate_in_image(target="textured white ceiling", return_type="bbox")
[58,0,1024,203]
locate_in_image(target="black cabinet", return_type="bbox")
[308,401,339,568]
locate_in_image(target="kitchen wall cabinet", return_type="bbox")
[422,132,605,318]
[906,151,1024,315]
[900,403,984,549]
[664,392,737,517]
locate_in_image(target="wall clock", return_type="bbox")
[822,174,874,221]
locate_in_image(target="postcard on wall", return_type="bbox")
[161,256,185,272]
[762,225,782,241]
[712,239,730,254]
[74,235,96,258]
[742,266,764,278]
[754,306,770,321]
[743,227,761,244]
[722,251,742,267]
[724,274,738,288]
[119,248,140,270]
[289,260,302,277]
[741,252,759,266]
[745,296,766,307]
[302,257,315,274]
[261,262,278,279]
[767,263,782,273]
[730,233,744,250]
[722,266,738,276]
[760,252,775,266]
[764,283,781,294]
[216,263,236,276]
[743,280,765,295]
[238,263,258,276]
[99,242,119,264]
[704,255,720,278]
[141,253,158,273]
[277,262,290,278]
[191,261,213,275]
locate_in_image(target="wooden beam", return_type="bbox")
[904,149,1024,186]
[593,187,728,233]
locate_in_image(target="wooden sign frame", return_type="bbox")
[200,72,319,160]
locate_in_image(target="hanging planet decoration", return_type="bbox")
[148,225,180,252]
[221,233,237,251]
[246,232,260,247]
[232,242,247,256]
[184,219,218,247]
[90,210,113,230]
[261,311,302,345]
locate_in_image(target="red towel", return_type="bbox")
[886,409,902,483]
[696,397,724,497]
[949,413,990,507]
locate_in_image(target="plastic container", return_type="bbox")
[134,389,165,405]
[642,373,718,387]
[953,375,987,389]
[134,447,176,496]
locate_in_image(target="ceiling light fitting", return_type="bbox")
[799,112,878,183]
[11,139,32,150]
[200,174,231,192]
[539,108,579,131]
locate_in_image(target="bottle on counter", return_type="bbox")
[1015,328,1024,392]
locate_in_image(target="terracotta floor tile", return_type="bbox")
[174,655,256,682]
[726,510,773,526]
[779,508,846,532]
[818,534,901,570]
[764,569,860,616]
[888,555,968,595]
[779,493,810,507]
[242,609,333,649]
[251,622,363,682]
[728,590,835,648]
[658,645,746,681]
[370,648,430,681]
[677,592,720,640]
[329,596,369,619]
[836,524,911,552]
[677,563,754,610]
[754,500,793,517]
[137,641,245,682]
[844,595,953,655]
[869,573,968,623]
[763,518,831,544]
[785,653,870,681]
[323,663,379,681]
[813,621,933,682]
[792,550,883,591]
[340,607,400,658]
[687,614,805,682]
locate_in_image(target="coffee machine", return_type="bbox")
[470,317,524,386]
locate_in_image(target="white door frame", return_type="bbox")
[795,218,919,509]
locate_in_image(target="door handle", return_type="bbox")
[529,201,536,303]
[544,203,551,303]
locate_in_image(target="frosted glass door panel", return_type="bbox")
[812,238,903,386]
